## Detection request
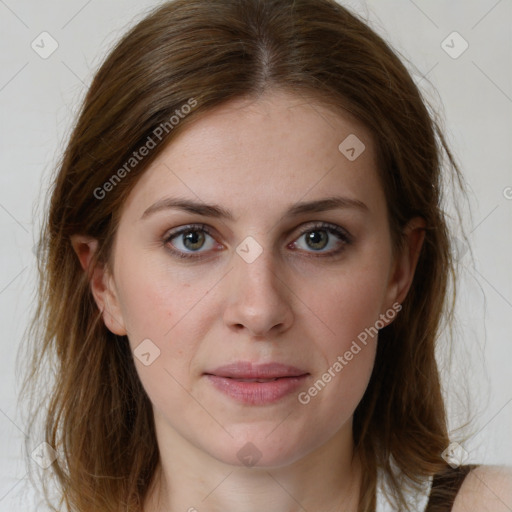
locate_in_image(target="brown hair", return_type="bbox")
[23,0,465,510]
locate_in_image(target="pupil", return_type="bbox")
[307,230,328,250]
[183,230,205,250]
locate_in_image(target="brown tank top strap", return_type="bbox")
[424,464,479,512]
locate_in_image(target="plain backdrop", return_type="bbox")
[0,0,511,510]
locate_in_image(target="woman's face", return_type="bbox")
[96,90,418,468]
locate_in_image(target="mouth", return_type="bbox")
[204,361,310,405]
[225,377,281,382]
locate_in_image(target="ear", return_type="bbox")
[70,234,127,336]
[384,217,426,312]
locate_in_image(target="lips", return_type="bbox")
[205,361,309,380]
[204,361,309,405]
[231,378,280,382]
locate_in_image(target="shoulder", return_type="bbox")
[452,465,512,512]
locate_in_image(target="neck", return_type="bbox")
[144,416,362,512]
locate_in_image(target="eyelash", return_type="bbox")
[162,222,353,260]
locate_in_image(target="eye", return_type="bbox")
[164,224,220,258]
[290,222,352,256]
[163,222,351,260]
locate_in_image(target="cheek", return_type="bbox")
[292,257,389,409]
[112,255,183,373]
[113,251,222,382]
[301,261,390,348]
[118,271,176,342]
[114,260,206,416]
[115,248,202,340]
[296,285,379,436]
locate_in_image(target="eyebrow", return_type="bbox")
[140,195,368,221]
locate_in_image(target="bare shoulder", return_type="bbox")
[452,465,512,512]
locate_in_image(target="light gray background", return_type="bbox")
[0,0,511,510]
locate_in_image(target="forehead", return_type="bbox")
[119,90,384,222]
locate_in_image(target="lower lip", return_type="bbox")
[205,374,309,405]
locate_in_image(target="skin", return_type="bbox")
[72,90,426,512]
[453,465,512,512]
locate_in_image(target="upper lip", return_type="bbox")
[205,362,309,379]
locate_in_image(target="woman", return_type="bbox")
[25,0,512,511]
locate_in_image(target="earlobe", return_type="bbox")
[386,217,426,309]
[70,234,127,336]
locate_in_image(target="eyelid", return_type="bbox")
[163,223,222,260]
[293,221,353,243]
[287,221,353,258]
[163,222,213,240]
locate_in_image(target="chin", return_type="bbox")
[201,424,325,470]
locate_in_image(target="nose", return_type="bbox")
[222,249,294,338]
